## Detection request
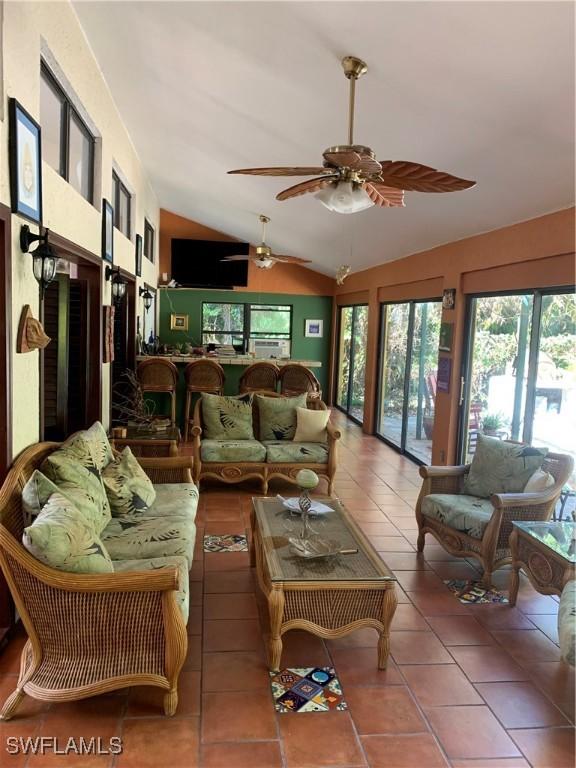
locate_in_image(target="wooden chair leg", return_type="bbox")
[183,390,191,442]
[171,391,176,427]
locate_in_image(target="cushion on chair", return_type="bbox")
[293,407,330,443]
[421,494,494,539]
[523,468,555,493]
[201,439,266,463]
[463,435,548,498]
[22,469,106,528]
[149,483,199,519]
[257,393,308,441]
[101,514,196,568]
[558,580,576,666]
[202,393,254,440]
[102,447,156,516]
[264,441,329,464]
[23,492,114,574]
[113,555,189,623]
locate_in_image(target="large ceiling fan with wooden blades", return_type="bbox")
[221,215,311,270]
[228,56,476,214]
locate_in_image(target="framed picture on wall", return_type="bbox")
[102,199,114,263]
[170,313,189,331]
[305,319,323,338]
[439,321,454,352]
[9,98,43,223]
[135,234,142,277]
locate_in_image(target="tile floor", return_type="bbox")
[0,410,574,767]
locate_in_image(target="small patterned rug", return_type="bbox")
[271,667,347,713]
[203,534,248,553]
[444,579,509,604]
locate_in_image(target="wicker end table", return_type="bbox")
[251,497,397,672]
[509,521,576,605]
[111,426,181,457]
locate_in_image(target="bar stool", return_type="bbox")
[279,364,322,401]
[183,359,225,441]
[136,358,179,426]
[239,361,279,394]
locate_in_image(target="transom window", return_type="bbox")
[144,219,155,262]
[40,63,94,203]
[201,302,292,349]
[112,171,131,238]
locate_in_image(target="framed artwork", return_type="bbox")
[439,321,454,352]
[102,199,114,263]
[9,98,42,223]
[135,234,142,277]
[437,356,452,393]
[442,288,456,310]
[305,319,323,338]
[170,313,189,331]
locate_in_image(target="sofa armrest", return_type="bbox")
[419,464,469,479]
[137,456,194,484]
[327,421,342,442]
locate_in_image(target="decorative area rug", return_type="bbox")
[270,667,347,713]
[203,534,248,553]
[445,579,509,604]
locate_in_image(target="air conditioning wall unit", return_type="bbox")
[250,339,291,359]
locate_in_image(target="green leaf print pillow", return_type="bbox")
[463,435,548,498]
[102,447,157,516]
[256,393,308,441]
[202,393,254,440]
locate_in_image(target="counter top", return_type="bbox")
[136,355,322,368]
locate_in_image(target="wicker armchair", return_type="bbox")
[239,362,279,394]
[183,360,225,441]
[279,364,322,401]
[0,443,193,720]
[415,450,574,585]
[137,358,179,426]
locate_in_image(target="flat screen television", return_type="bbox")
[171,239,249,288]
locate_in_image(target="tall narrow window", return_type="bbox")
[144,219,155,262]
[112,171,131,238]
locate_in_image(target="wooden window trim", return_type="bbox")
[112,170,132,239]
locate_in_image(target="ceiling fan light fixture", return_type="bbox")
[315,181,374,214]
[254,257,274,269]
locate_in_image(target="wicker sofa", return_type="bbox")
[0,428,197,720]
[191,391,341,493]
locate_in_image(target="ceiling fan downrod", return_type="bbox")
[259,214,270,244]
[342,56,368,146]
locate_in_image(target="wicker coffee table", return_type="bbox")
[251,497,397,672]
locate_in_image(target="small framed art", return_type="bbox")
[437,356,452,393]
[102,199,114,263]
[170,313,189,331]
[9,98,42,223]
[442,288,456,310]
[439,321,453,352]
[304,319,323,338]
[135,234,143,277]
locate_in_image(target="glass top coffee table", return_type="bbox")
[251,497,397,672]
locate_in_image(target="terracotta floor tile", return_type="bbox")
[401,664,483,707]
[429,561,482,580]
[204,551,250,572]
[203,570,254,593]
[117,717,199,768]
[391,603,430,631]
[327,627,380,649]
[528,660,575,705]
[526,613,560,644]
[279,710,365,767]
[421,545,465,562]
[449,645,529,683]
[190,581,203,606]
[329,647,404,687]
[450,760,530,767]
[492,629,562,664]
[361,734,449,767]
[473,605,536,631]
[358,522,399,536]
[202,521,247,535]
[346,685,427,735]
[426,705,521,760]
[391,631,453,665]
[0,674,50,719]
[508,727,575,768]
[426,616,494,646]
[0,718,42,768]
[203,619,263,652]
[349,509,389,523]
[184,635,202,670]
[381,552,431,570]
[372,536,415,552]
[204,593,258,620]
[514,590,560,614]
[201,741,282,768]
[395,570,447,592]
[202,651,269,691]
[187,605,203,634]
[408,591,473,617]
[201,691,276,742]
[475,681,569,728]
[277,629,332,667]
[126,671,201,718]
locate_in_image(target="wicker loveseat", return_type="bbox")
[191,391,340,494]
[0,429,198,720]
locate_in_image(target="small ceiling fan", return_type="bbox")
[222,215,311,270]
[228,56,476,214]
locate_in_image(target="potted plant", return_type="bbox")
[482,412,506,436]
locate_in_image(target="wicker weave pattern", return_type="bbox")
[284,589,385,627]
[239,362,279,393]
[184,360,225,393]
[137,359,179,426]
[279,364,322,399]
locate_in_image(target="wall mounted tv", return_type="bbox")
[171,239,249,289]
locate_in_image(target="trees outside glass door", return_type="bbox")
[335,305,368,424]
[377,300,442,463]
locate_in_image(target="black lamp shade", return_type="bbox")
[32,244,57,296]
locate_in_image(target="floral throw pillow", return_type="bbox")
[102,447,156,517]
[202,393,254,440]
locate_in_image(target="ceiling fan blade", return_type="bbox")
[221,255,250,261]
[228,166,331,177]
[270,255,312,264]
[363,182,405,208]
[377,161,476,192]
[276,176,338,201]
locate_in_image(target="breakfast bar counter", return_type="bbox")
[136,355,321,367]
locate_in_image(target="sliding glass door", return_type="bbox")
[459,290,576,479]
[377,300,442,463]
[335,304,368,423]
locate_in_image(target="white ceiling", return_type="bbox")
[73,1,575,276]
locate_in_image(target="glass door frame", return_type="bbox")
[457,286,575,463]
[334,303,368,426]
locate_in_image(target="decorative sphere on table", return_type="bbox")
[296,469,319,491]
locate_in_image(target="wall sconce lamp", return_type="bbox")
[105,265,127,305]
[139,286,153,312]
[20,225,58,298]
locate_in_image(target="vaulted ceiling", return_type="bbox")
[73,1,575,276]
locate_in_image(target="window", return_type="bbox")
[112,171,131,238]
[40,63,94,202]
[201,302,292,349]
[144,219,155,262]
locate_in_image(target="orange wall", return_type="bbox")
[333,207,576,464]
[159,209,335,296]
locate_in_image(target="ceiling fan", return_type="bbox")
[228,56,476,214]
[222,215,311,270]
